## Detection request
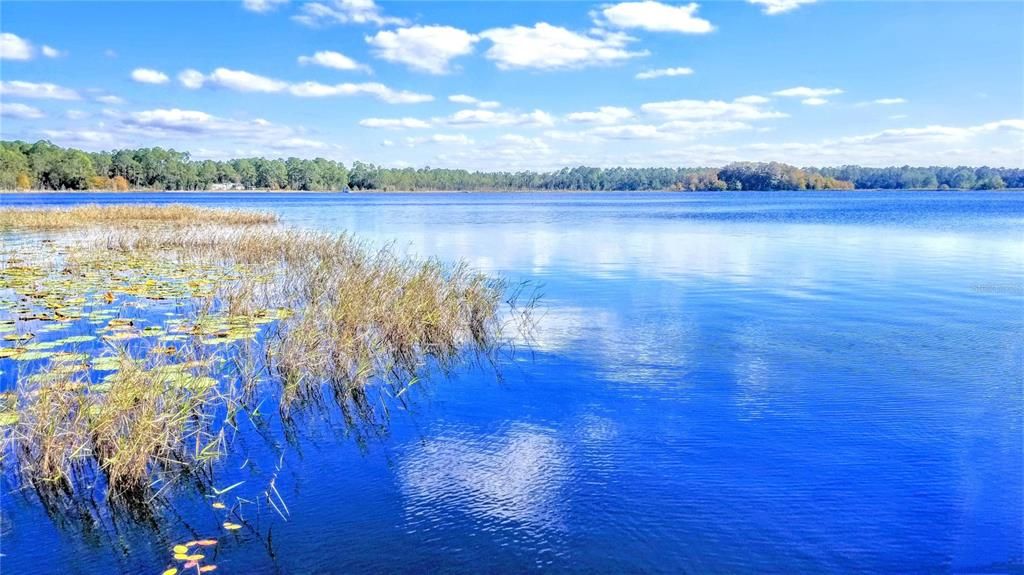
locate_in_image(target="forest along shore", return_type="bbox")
[2,141,1019,192]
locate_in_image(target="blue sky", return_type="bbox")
[1,0,1022,169]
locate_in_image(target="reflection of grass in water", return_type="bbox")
[0,205,533,517]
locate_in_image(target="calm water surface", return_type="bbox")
[2,191,1022,573]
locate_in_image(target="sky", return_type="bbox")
[1,0,1022,170]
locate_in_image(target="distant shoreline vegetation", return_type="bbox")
[1,140,1018,192]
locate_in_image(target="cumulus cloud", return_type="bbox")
[297,50,369,72]
[734,95,770,104]
[131,68,170,84]
[41,45,63,58]
[448,94,501,108]
[178,69,206,89]
[405,133,474,146]
[288,81,433,103]
[438,108,555,127]
[366,26,478,74]
[871,98,907,105]
[37,106,335,160]
[125,108,328,149]
[359,117,432,129]
[480,23,647,70]
[0,80,80,100]
[748,0,816,15]
[0,102,45,119]
[293,0,406,27]
[242,0,289,12]
[635,66,694,80]
[838,119,1024,146]
[801,97,828,106]
[39,129,115,146]
[596,1,714,34]
[0,33,33,60]
[95,95,125,105]
[641,98,786,121]
[772,86,843,98]
[566,106,634,124]
[174,67,432,103]
[208,68,290,92]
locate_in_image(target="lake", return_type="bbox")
[1,191,1022,573]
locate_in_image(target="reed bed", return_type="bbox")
[0,203,278,229]
[1,205,529,502]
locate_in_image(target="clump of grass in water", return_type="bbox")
[0,203,278,230]
[1,205,533,504]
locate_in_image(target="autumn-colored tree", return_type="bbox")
[112,175,130,191]
[88,175,111,190]
[16,172,31,190]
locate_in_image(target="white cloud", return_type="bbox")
[0,33,33,60]
[288,81,433,103]
[178,69,206,89]
[748,0,816,15]
[597,1,714,34]
[590,124,667,140]
[120,108,328,150]
[41,45,63,58]
[405,133,474,146]
[872,98,907,105]
[131,68,170,84]
[734,95,770,104]
[297,50,369,72]
[178,67,433,103]
[838,119,1024,146]
[40,129,115,146]
[366,26,478,74]
[635,66,694,80]
[207,67,289,92]
[242,0,289,13]
[96,95,125,105]
[65,110,88,120]
[126,108,217,131]
[641,98,786,121]
[0,80,80,100]
[277,137,328,149]
[449,94,501,108]
[772,86,843,98]
[0,102,45,119]
[293,0,406,27]
[566,106,634,124]
[359,117,432,129]
[801,97,828,106]
[32,106,333,159]
[481,23,647,71]
[438,108,555,127]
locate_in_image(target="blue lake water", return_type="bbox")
[1,191,1022,573]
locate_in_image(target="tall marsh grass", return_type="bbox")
[1,205,532,502]
[0,203,278,229]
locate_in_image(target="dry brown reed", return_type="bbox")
[0,203,277,229]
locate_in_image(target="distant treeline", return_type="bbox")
[0,140,1019,192]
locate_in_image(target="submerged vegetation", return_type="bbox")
[0,205,530,517]
[2,140,1020,191]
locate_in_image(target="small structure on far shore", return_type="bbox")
[210,183,246,191]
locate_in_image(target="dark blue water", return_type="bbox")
[2,191,1022,573]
